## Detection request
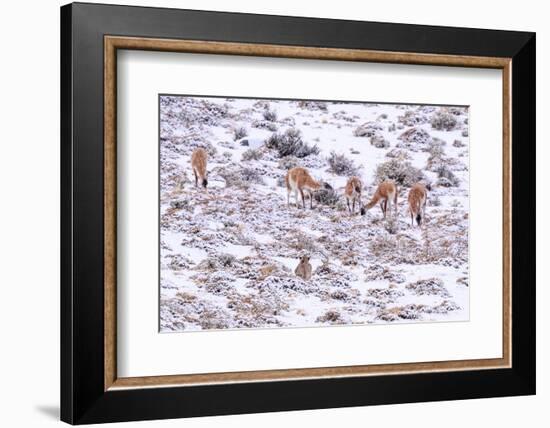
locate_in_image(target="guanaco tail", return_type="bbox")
[190,148,208,188]
[408,183,429,226]
[285,167,332,209]
[360,180,398,218]
[344,176,363,215]
[295,255,312,280]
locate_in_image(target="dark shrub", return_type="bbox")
[431,109,458,131]
[435,166,459,187]
[241,148,262,161]
[327,151,360,176]
[233,126,247,141]
[375,159,424,187]
[266,129,320,158]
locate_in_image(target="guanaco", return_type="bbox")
[408,183,428,227]
[295,255,312,280]
[285,167,331,209]
[344,176,363,215]
[360,180,398,219]
[190,148,208,188]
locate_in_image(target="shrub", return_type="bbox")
[242,167,265,184]
[170,199,189,210]
[252,120,278,132]
[233,126,247,141]
[430,195,441,206]
[369,235,398,257]
[218,166,242,187]
[218,165,264,187]
[461,129,469,137]
[241,148,262,161]
[297,100,328,111]
[327,151,360,176]
[278,156,299,170]
[435,165,459,187]
[281,116,296,126]
[431,109,458,131]
[398,127,432,146]
[265,129,320,158]
[353,121,384,137]
[448,107,467,116]
[384,216,399,234]
[425,140,446,171]
[218,253,237,267]
[316,310,342,323]
[453,139,465,148]
[370,134,390,148]
[314,186,339,206]
[398,110,428,126]
[262,108,278,122]
[426,139,445,157]
[406,278,450,297]
[385,148,411,161]
[375,159,424,187]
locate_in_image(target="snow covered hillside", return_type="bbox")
[159,95,470,332]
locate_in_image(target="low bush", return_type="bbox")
[233,126,247,141]
[406,278,450,297]
[353,121,384,138]
[430,195,441,206]
[266,129,320,158]
[453,139,465,148]
[262,108,278,122]
[241,148,263,161]
[398,127,432,146]
[435,165,459,187]
[370,134,390,148]
[242,167,265,184]
[327,151,360,176]
[297,100,328,111]
[316,310,342,323]
[313,186,339,206]
[252,120,278,132]
[278,156,299,170]
[374,159,424,187]
[398,110,428,126]
[218,165,264,187]
[431,109,458,131]
[385,148,411,161]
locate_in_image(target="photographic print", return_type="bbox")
[159,95,470,332]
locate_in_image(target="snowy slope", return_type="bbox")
[159,96,470,332]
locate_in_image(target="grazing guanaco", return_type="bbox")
[408,183,429,227]
[344,176,363,215]
[285,167,332,209]
[360,180,398,219]
[190,148,208,188]
[295,255,312,280]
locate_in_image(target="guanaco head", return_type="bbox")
[202,178,208,188]
[416,213,423,226]
[425,183,432,191]
[300,255,310,264]
[360,206,366,216]
[322,182,333,191]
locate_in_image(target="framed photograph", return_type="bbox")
[61,2,535,424]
